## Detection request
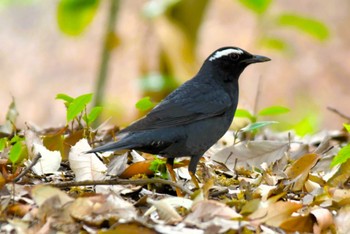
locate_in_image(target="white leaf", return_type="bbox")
[130,150,145,162]
[69,139,107,181]
[30,143,62,175]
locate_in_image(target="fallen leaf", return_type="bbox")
[69,139,107,181]
[31,185,73,207]
[335,205,350,233]
[144,197,193,216]
[327,158,350,187]
[185,200,241,226]
[111,222,157,234]
[119,161,154,178]
[29,143,62,175]
[311,207,333,234]
[212,140,289,169]
[279,214,313,232]
[147,197,183,223]
[249,201,302,227]
[285,153,320,191]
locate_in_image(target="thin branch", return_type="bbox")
[13,153,42,183]
[327,106,350,121]
[49,177,193,196]
[253,76,263,115]
[93,0,120,113]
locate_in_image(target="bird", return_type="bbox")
[88,46,270,191]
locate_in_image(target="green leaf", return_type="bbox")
[0,138,7,152]
[277,13,330,41]
[57,0,99,36]
[344,124,350,133]
[84,106,103,125]
[331,144,350,167]
[149,157,167,179]
[140,73,178,92]
[56,93,74,104]
[259,37,288,51]
[135,97,155,111]
[9,141,23,164]
[67,93,93,122]
[10,135,23,144]
[235,109,254,120]
[238,0,272,14]
[240,121,278,132]
[258,106,290,116]
[293,114,319,136]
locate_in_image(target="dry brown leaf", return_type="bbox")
[285,153,320,191]
[119,160,154,178]
[6,204,32,217]
[249,201,302,227]
[327,158,350,187]
[212,140,289,169]
[335,205,350,234]
[42,126,66,157]
[304,179,321,193]
[240,199,260,215]
[111,222,157,234]
[185,200,241,226]
[63,129,84,160]
[329,188,350,206]
[69,197,97,219]
[311,207,334,234]
[31,185,73,207]
[147,198,183,223]
[279,215,313,232]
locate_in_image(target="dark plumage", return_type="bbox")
[88,46,270,178]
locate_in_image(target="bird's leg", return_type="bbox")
[189,171,200,188]
[166,157,183,197]
[189,156,201,188]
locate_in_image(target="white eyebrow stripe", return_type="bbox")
[209,48,244,61]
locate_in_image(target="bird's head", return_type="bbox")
[200,46,270,82]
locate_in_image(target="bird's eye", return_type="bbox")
[229,53,239,60]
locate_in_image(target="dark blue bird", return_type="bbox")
[88,47,270,188]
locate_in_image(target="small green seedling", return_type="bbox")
[56,93,102,128]
[330,124,350,167]
[8,135,26,165]
[135,96,156,111]
[235,105,289,134]
[149,157,168,179]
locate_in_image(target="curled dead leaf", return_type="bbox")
[147,198,183,223]
[285,153,320,191]
[119,161,154,178]
[311,208,334,234]
[249,201,302,227]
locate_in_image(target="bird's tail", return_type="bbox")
[86,140,137,154]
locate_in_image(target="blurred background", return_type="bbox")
[1,0,349,135]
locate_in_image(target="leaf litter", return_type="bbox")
[0,121,349,233]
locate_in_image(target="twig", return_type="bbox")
[253,76,263,115]
[13,153,42,183]
[49,177,193,196]
[93,0,120,119]
[327,106,350,121]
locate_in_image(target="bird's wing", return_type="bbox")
[121,82,233,133]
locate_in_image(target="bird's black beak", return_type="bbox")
[241,54,271,65]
